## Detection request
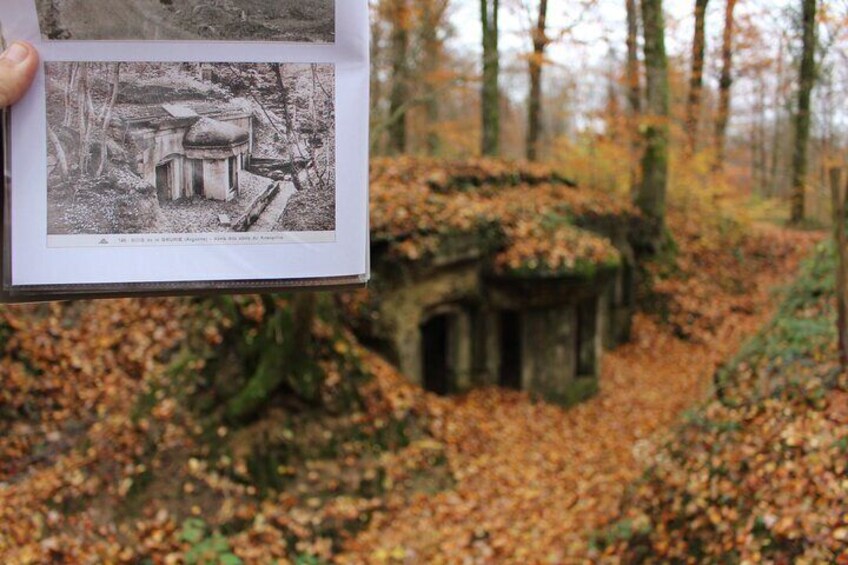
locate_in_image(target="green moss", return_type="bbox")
[540,377,600,408]
[225,295,324,422]
[713,243,836,399]
[498,256,621,280]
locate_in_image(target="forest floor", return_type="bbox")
[598,238,848,563]
[339,217,822,563]
[0,206,823,563]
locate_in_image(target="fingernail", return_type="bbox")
[1,43,29,64]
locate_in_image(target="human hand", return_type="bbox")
[0,41,38,108]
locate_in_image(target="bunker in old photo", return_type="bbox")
[45,61,336,238]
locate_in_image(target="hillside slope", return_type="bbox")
[599,243,848,563]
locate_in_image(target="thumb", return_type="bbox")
[0,41,39,108]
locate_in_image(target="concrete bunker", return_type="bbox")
[117,103,256,203]
[370,240,617,405]
[363,158,645,407]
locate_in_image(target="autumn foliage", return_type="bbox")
[339,204,821,563]
[0,157,823,562]
[602,242,847,563]
[370,157,634,274]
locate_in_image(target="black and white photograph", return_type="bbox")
[35,0,335,42]
[45,61,336,240]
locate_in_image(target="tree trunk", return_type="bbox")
[481,0,500,156]
[272,63,314,192]
[714,0,737,170]
[48,126,69,176]
[626,0,642,196]
[637,0,670,245]
[76,64,91,174]
[526,0,549,162]
[685,0,709,155]
[421,0,447,156]
[63,63,79,127]
[387,0,410,155]
[830,168,848,369]
[790,0,818,224]
[96,63,120,177]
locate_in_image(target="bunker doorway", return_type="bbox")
[577,299,598,378]
[421,314,455,395]
[191,160,204,197]
[228,155,239,197]
[155,160,173,203]
[499,310,522,390]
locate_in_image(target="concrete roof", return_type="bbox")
[183,117,249,149]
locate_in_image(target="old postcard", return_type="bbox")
[0,1,368,300]
[45,61,336,247]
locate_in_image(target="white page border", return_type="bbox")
[1,0,368,286]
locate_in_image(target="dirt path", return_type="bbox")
[339,224,822,563]
[248,182,296,232]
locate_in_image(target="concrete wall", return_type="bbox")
[372,254,615,404]
[473,307,500,387]
[521,306,578,402]
[132,126,188,196]
[608,263,635,346]
[203,158,231,201]
[126,113,253,202]
[152,153,185,200]
[378,264,480,387]
[518,294,603,405]
[453,311,473,391]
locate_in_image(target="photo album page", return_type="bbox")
[0,0,369,301]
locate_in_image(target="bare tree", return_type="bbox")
[96,63,121,177]
[481,0,500,156]
[714,0,738,170]
[790,0,818,223]
[685,0,709,154]
[387,0,411,155]
[636,0,670,246]
[830,167,848,369]
[626,0,642,195]
[526,0,549,161]
[420,0,450,155]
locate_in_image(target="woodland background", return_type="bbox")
[3,0,848,563]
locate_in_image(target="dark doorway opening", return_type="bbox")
[622,262,635,307]
[499,310,522,390]
[192,160,204,197]
[155,161,172,203]
[421,315,452,395]
[576,299,598,377]
[228,156,238,189]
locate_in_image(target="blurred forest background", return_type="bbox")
[4,0,848,563]
[371,0,847,224]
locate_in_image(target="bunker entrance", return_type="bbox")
[577,299,598,378]
[156,160,173,203]
[499,310,522,390]
[421,314,456,395]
